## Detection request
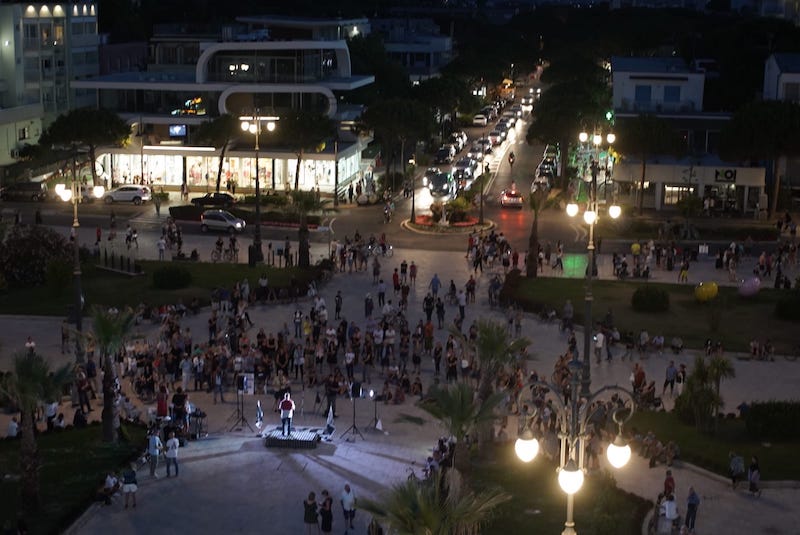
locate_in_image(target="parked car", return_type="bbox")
[472,114,488,126]
[191,192,236,208]
[481,106,498,120]
[200,209,246,233]
[428,172,455,197]
[104,186,152,205]
[500,189,524,208]
[453,157,477,177]
[434,146,455,164]
[0,181,49,202]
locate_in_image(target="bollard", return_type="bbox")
[127,257,132,272]
[104,248,108,266]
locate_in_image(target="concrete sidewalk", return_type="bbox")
[1,247,798,534]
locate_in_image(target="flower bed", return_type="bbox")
[408,214,483,232]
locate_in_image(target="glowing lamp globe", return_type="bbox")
[579,132,588,143]
[609,204,621,219]
[240,120,250,132]
[606,436,632,469]
[266,121,276,132]
[558,460,584,495]
[514,432,539,463]
[93,186,105,199]
[566,203,579,217]
[606,133,616,144]
[58,189,73,202]
[54,183,66,196]
[583,210,597,225]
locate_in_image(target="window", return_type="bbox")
[634,85,652,103]
[23,23,38,39]
[663,185,694,205]
[664,85,680,103]
[18,127,30,141]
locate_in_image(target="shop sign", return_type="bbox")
[714,169,736,183]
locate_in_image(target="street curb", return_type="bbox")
[400,218,495,235]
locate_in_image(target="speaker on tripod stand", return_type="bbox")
[367,389,383,432]
[340,382,364,441]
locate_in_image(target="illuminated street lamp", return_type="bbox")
[240,111,277,263]
[515,360,635,535]
[56,168,104,363]
[568,131,620,396]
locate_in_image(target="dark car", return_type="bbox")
[0,181,49,202]
[428,172,455,197]
[191,192,236,208]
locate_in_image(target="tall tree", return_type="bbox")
[287,190,330,268]
[415,75,478,140]
[278,111,336,191]
[39,108,130,186]
[718,101,800,217]
[346,33,411,104]
[361,469,510,535]
[469,320,529,403]
[614,114,680,215]
[360,99,433,190]
[90,307,135,443]
[419,383,503,472]
[195,114,240,193]
[525,188,561,278]
[526,80,609,188]
[0,352,72,513]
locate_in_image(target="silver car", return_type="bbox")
[103,185,151,205]
[200,209,246,233]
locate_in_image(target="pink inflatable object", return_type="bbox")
[738,277,761,297]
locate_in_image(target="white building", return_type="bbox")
[611,56,765,213]
[73,20,374,193]
[0,2,99,169]
[763,52,800,195]
[371,18,454,82]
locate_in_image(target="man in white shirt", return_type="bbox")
[165,431,180,477]
[594,329,605,364]
[340,483,357,531]
[279,393,296,437]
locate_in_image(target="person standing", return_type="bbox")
[304,492,320,534]
[377,279,386,307]
[663,361,677,397]
[409,261,417,285]
[334,291,343,320]
[165,431,180,477]
[319,489,333,534]
[594,327,605,364]
[429,273,441,298]
[685,486,700,533]
[157,236,166,261]
[340,484,357,532]
[729,451,745,489]
[435,297,445,329]
[122,463,138,509]
[153,194,162,217]
[279,392,296,436]
[748,456,761,497]
[147,427,163,478]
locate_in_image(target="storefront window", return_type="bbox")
[664,185,694,205]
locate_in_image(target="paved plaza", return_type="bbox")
[1,245,799,534]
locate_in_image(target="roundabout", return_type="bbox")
[400,216,496,235]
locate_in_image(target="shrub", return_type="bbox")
[0,225,71,286]
[631,285,670,312]
[430,201,444,223]
[242,194,290,207]
[774,290,800,321]
[152,265,192,289]
[169,205,204,221]
[446,197,472,223]
[46,259,72,296]
[745,401,800,440]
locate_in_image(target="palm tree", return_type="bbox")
[525,188,560,278]
[195,114,240,193]
[287,190,331,268]
[419,383,504,473]
[0,352,72,513]
[707,355,736,412]
[361,468,510,535]
[90,307,135,443]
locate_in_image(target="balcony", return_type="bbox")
[619,99,698,113]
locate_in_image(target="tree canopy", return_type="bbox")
[195,114,241,193]
[40,108,130,186]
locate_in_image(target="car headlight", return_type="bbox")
[235,222,242,228]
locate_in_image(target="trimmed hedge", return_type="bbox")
[745,401,800,440]
[774,290,800,321]
[168,205,321,226]
[152,265,192,289]
[631,285,670,312]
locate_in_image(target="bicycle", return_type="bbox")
[369,244,394,258]
[211,246,238,263]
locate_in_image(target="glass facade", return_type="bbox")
[208,49,339,84]
[99,151,359,193]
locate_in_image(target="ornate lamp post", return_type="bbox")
[241,111,277,263]
[55,167,105,363]
[515,359,634,535]
[568,131,619,396]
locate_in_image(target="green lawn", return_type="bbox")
[0,423,146,534]
[502,275,797,353]
[0,261,321,316]
[473,445,650,535]
[630,411,800,480]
